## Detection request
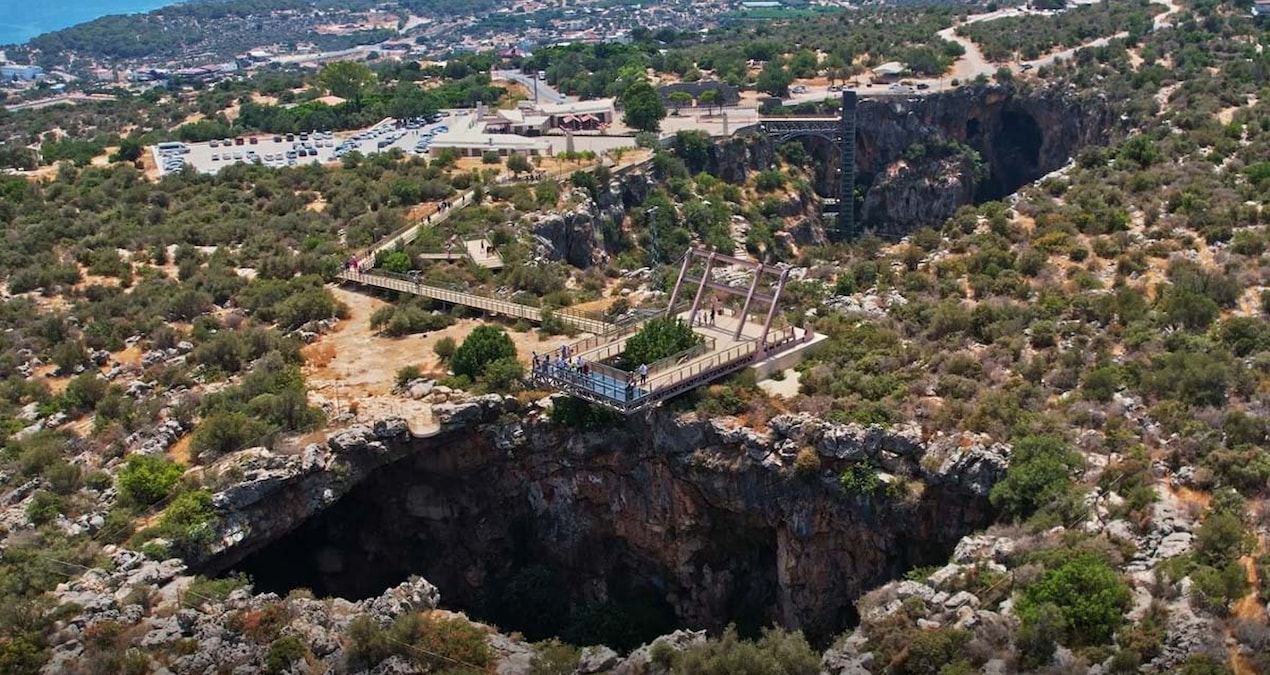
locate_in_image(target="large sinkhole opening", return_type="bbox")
[977,109,1044,202]
[226,451,783,651]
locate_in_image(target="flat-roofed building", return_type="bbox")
[0,64,44,82]
[428,131,551,158]
[537,98,615,130]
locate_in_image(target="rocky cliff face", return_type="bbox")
[217,398,1007,645]
[533,170,656,268]
[716,84,1114,238]
[853,84,1114,236]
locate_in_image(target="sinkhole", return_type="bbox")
[227,446,788,651]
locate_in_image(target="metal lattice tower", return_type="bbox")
[754,90,859,240]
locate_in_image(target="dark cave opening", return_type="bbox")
[226,451,784,650]
[976,109,1044,202]
[965,118,981,140]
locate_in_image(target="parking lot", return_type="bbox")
[155,112,471,176]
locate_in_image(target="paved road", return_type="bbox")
[781,0,1183,104]
[493,69,569,105]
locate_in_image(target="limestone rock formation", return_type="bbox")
[532,206,603,268]
[218,407,1004,644]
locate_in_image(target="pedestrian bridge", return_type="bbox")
[337,268,615,335]
[529,248,820,413]
[337,198,823,412]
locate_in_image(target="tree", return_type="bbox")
[621,80,667,132]
[989,435,1083,521]
[698,89,721,114]
[113,138,143,163]
[116,455,185,507]
[619,318,701,370]
[668,91,693,113]
[1015,554,1131,647]
[506,153,532,175]
[318,61,377,106]
[789,49,819,79]
[756,60,792,97]
[451,325,517,380]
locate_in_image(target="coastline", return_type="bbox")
[0,0,188,48]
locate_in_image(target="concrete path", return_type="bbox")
[465,239,505,269]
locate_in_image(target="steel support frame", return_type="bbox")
[756,268,790,352]
[686,251,716,326]
[754,91,858,240]
[665,252,694,316]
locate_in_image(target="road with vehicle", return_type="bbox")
[493,69,569,104]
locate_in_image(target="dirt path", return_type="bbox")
[303,286,579,434]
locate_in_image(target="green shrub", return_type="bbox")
[898,628,972,675]
[1190,560,1248,612]
[433,336,457,362]
[989,435,1083,522]
[1015,554,1130,647]
[451,325,517,380]
[1194,511,1253,567]
[190,411,275,462]
[265,635,307,674]
[478,356,525,392]
[755,169,786,193]
[395,365,423,388]
[26,491,65,526]
[672,625,819,675]
[618,317,701,371]
[116,455,185,508]
[839,464,881,495]
[155,490,217,558]
[183,573,252,607]
[549,397,622,430]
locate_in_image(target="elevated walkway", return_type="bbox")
[531,315,807,413]
[531,248,817,413]
[337,269,613,334]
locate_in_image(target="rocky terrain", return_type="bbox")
[3,385,1010,670]
[12,390,1240,673]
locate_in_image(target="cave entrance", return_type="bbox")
[976,109,1043,202]
[223,450,785,650]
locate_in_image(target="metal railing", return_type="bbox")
[356,190,476,268]
[644,336,716,375]
[341,270,541,322]
[643,341,757,394]
[531,362,639,406]
[340,269,617,334]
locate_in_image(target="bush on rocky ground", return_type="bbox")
[665,625,819,675]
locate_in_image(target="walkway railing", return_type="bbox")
[339,269,615,334]
[645,336,716,375]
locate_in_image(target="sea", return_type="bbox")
[0,0,182,47]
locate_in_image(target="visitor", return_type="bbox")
[639,363,648,385]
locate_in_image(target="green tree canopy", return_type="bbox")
[319,61,378,105]
[506,152,533,175]
[618,317,701,371]
[452,325,518,380]
[621,80,667,132]
[756,60,792,97]
[116,454,185,508]
[989,435,1083,521]
[1015,554,1131,647]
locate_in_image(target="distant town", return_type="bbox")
[0,0,856,100]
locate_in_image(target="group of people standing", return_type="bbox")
[531,344,651,402]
